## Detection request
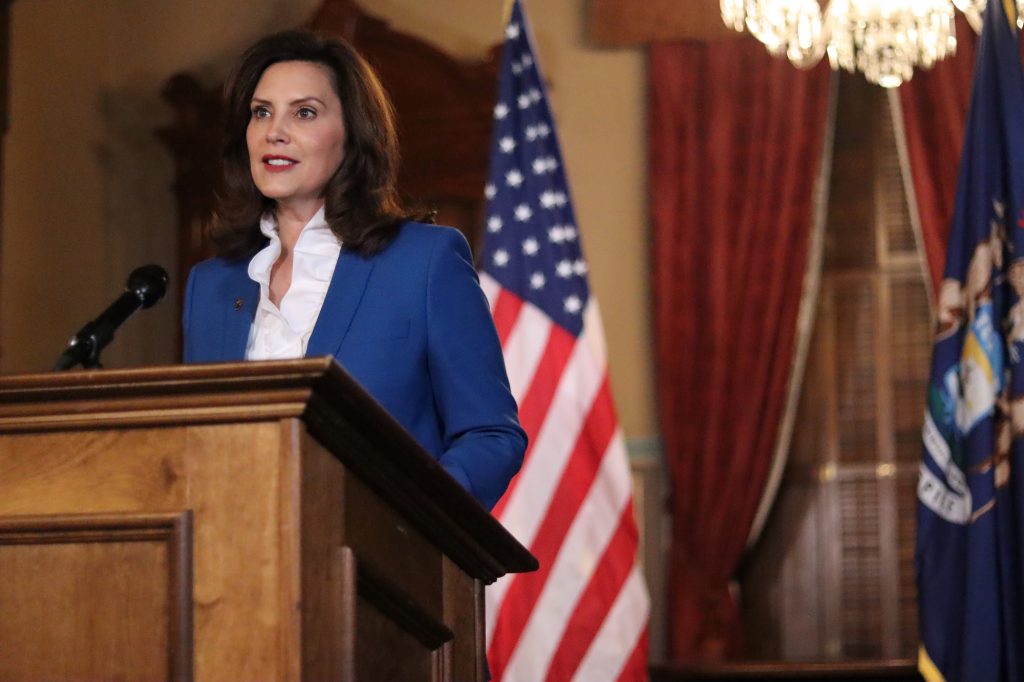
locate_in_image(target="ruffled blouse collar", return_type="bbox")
[245,207,342,359]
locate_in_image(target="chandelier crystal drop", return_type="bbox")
[721,0,1024,88]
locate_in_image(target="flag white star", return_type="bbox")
[485,183,496,199]
[511,61,523,75]
[518,94,531,110]
[549,226,566,243]
[525,126,538,141]
[514,204,533,221]
[530,272,546,289]
[522,54,534,67]
[532,157,558,174]
[573,259,588,275]
[506,23,520,39]
[529,88,541,103]
[494,102,509,120]
[499,136,516,153]
[538,123,551,137]
[556,260,573,278]
[522,238,539,255]
[564,295,582,314]
[563,225,577,240]
[493,249,510,267]
[506,169,524,188]
[487,216,503,233]
[540,191,559,208]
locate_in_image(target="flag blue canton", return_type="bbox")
[916,2,1024,681]
[479,0,588,338]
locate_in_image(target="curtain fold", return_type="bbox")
[649,39,830,660]
[898,14,978,294]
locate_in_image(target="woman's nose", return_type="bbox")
[266,115,289,143]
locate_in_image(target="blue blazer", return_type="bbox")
[183,222,525,510]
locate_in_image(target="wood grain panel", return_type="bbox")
[0,428,185,515]
[299,426,349,678]
[0,417,302,679]
[0,512,192,681]
[443,555,486,682]
[183,421,292,682]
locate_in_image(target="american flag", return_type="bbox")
[478,1,650,680]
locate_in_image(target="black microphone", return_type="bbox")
[53,265,169,371]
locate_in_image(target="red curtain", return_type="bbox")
[898,14,978,292]
[649,40,830,660]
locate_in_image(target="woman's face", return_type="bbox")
[246,60,346,214]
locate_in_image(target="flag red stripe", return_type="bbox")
[492,287,525,345]
[515,323,578,441]
[491,321,577,519]
[488,377,617,674]
[615,626,650,682]
[543,503,640,681]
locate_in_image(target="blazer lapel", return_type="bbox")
[222,262,259,362]
[305,249,375,358]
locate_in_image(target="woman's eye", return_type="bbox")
[297,107,317,119]
[251,106,270,119]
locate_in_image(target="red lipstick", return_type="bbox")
[262,154,298,172]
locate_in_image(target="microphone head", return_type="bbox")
[127,265,169,308]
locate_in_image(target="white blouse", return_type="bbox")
[245,207,342,360]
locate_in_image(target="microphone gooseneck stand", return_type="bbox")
[53,265,169,371]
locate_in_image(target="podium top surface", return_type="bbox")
[0,357,538,580]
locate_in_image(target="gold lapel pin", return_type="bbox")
[234,298,244,311]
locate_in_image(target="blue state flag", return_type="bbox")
[917,1,1024,680]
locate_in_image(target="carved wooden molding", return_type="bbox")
[354,550,455,650]
[588,0,738,46]
[0,511,194,681]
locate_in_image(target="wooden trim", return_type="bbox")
[473,579,486,680]
[335,546,357,681]
[278,420,303,682]
[650,659,920,680]
[588,0,738,46]
[0,399,309,431]
[0,511,194,682]
[356,554,455,650]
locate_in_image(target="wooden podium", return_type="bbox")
[0,358,536,681]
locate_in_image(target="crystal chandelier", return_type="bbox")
[720,0,1024,88]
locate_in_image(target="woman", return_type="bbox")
[183,31,525,510]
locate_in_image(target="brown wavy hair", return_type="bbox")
[209,30,420,259]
